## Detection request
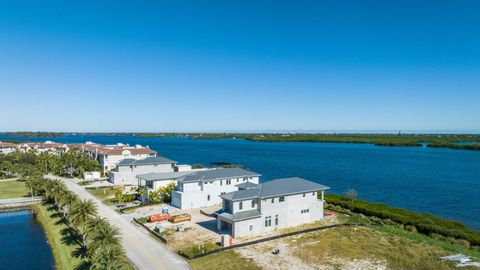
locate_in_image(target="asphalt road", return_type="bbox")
[48,175,191,270]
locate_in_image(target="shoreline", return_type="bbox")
[31,203,86,270]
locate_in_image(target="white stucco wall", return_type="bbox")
[172,176,259,210]
[229,192,324,238]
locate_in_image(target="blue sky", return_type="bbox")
[0,0,479,132]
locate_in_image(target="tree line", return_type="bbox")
[0,149,100,179]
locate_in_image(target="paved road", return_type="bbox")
[48,175,191,270]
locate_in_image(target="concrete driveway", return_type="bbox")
[47,175,191,270]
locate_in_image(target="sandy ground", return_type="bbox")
[236,238,386,270]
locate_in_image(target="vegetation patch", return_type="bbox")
[189,250,261,270]
[326,194,480,247]
[32,203,87,270]
[0,180,29,199]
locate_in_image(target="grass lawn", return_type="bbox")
[0,180,29,199]
[86,187,119,206]
[32,203,87,270]
[189,250,261,270]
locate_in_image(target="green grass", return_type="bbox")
[290,225,457,269]
[32,203,87,270]
[86,187,119,206]
[0,180,29,199]
[189,250,261,270]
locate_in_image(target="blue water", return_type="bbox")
[0,210,54,270]
[2,134,480,231]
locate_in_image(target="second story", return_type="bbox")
[115,156,176,174]
[219,177,329,216]
[175,168,261,194]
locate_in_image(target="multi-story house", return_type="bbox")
[171,168,261,210]
[0,142,17,154]
[109,156,177,185]
[97,145,157,172]
[217,177,329,238]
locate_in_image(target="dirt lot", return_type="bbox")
[131,204,223,251]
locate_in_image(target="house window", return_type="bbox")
[275,214,279,226]
[271,198,274,203]
[312,192,316,196]
[207,195,211,201]
[237,179,239,182]
[220,180,223,186]
[279,196,285,202]
[226,179,231,185]
[221,192,226,195]
[239,201,243,210]
[265,216,272,227]
[301,209,310,214]
[251,200,256,208]
[249,224,253,231]
[303,193,306,197]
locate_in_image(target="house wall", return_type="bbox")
[231,192,324,238]
[99,151,156,172]
[0,147,17,154]
[110,163,175,185]
[233,218,263,238]
[172,176,259,210]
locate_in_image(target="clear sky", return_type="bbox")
[0,0,479,133]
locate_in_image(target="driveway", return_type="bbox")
[47,175,191,270]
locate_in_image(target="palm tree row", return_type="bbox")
[32,177,131,269]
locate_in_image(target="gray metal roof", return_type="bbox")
[235,181,258,190]
[180,168,261,183]
[218,209,262,221]
[137,171,194,181]
[220,177,329,202]
[118,156,176,166]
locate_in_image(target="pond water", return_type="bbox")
[0,210,54,270]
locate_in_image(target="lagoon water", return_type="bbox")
[0,210,54,270]
[2,134,480,231]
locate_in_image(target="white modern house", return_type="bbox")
[217,177,329,238]
[109,156,177,185]
[0,142,17,154]
[171,168,261,210]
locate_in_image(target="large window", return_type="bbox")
[279,196,285,202]
[265,216,272,227]
[239,201,243,210]
[207,195,211,201]
[251,199,256,208]
[226,179,231,185]
[275,215,279,226]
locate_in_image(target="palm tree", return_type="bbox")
[87,221,121,258]
[90,244,129,270]
[70,199,98,247]
[58,191,78,218]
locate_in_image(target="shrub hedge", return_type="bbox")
[326,194,480,246]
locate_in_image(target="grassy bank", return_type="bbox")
[326,194,480,247]
[189,250,261,270]
[32,203,87,270]
[0,180,29,199]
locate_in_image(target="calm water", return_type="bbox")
[2,134,480,230]
[0,210,54,270]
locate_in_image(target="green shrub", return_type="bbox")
[326,194,480,246]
